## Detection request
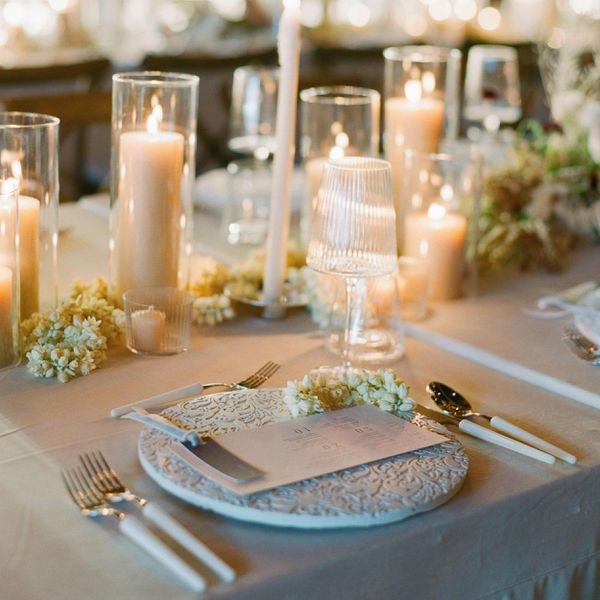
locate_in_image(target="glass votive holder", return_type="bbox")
[401,148,481,301]
[110,72,199,300]
[326,275,404,364]
[383,46,462,247]
[299,85,380,243]
[397,256,429,322]
[223,159,271,246]
[0,178,20,371]
[123,287,193,356]
[0,112,60,319]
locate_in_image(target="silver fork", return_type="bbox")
[111,360,280,417]
[79,451,235,583]
[562,327,600,366]
[62,466,206,593]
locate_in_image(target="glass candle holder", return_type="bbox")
[402,148,481,301]
[124,287,193,356]
[397,256,429,321]
[0,112,59,319]
[0,178,20,370]
[383,46,461,247]
[110,72,199,301]
[299,86,380,243]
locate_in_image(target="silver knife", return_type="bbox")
[122,408,265,482]
[178,439,265,483]
[415,404,555,464]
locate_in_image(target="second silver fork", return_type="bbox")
[80,450,236,583]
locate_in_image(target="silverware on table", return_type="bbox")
[427,381,577,464]
[62,465,206,593]
[79,451,236,582]
[562,327,600,366]
[111,361,280,418]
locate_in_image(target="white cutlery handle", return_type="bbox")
[458,419,556,464]
[121,411,201,446]
[489,416,577,464]
[143,503,236,583]
[111,383,207,418]
[119,515,206,593]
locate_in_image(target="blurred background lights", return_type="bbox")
[478,6,501,31]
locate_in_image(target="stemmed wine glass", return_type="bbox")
[228,65,279,161]
[225,65,279,245]
[464,45,522,138]
[307,157,398,366]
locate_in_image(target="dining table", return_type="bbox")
[1,198,599,600]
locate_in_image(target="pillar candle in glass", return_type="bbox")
[0,113,59,318]
[0,178,20,371]
[383,46,461,247]
[110,72,199,300]
[402,149,481,301]
[300,86,380,243]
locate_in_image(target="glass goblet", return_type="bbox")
[307,157,398,366]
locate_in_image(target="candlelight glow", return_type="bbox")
[478,6,501,31]
[422,72,436,94]
[405,80,422,103]
[428,202,446,220]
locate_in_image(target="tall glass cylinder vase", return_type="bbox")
[0,112,59,319]
[402,148,481,301]
[0,178,20,371]
[300,86,380,243]
[110,72,199,301]
[383,46,461,247]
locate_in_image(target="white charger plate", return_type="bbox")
[138,389,468,529]
[575,288,600,346]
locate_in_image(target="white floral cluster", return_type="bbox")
[188,256,236,326]
[284,366,415,418]
[192,295,235,326]
[21,278,124,383]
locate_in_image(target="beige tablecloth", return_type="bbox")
[1,203,600,600]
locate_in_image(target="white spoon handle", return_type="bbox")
[489,416,577,464]
[458,420,556,464]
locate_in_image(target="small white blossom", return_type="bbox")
[283,367,415,418]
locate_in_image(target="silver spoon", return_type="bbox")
[427,382,576,464]
[562,327,600,366]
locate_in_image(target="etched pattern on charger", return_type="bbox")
[139,388,469,528]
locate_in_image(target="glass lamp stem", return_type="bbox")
[342,276,366,368]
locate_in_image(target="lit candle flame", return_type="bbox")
[422,71,436,94]
[428,202,446,220]
[147,104,163,133]
[404,79,422,102]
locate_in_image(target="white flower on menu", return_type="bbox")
[283,366,415,418]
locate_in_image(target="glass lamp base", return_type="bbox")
[326,328,404,364]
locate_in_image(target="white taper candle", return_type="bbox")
[262,0,301,317]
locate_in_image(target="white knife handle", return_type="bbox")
[121,411,201,446]
[118,515,206,593]
[143,503,236,583]
[458,420,556,464]
[489,416,577,464]
[110,383,207,418]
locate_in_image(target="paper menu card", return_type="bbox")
[171,405,448,496]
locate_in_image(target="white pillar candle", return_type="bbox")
[262,0,301,313]
[117,117,184,297]
[18,195,40,319]
[131,307,166,354]
[404,203,466,300]
[385,79,445,245]
[0,265,13,367]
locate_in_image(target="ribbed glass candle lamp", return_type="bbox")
[307,157,397,365]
